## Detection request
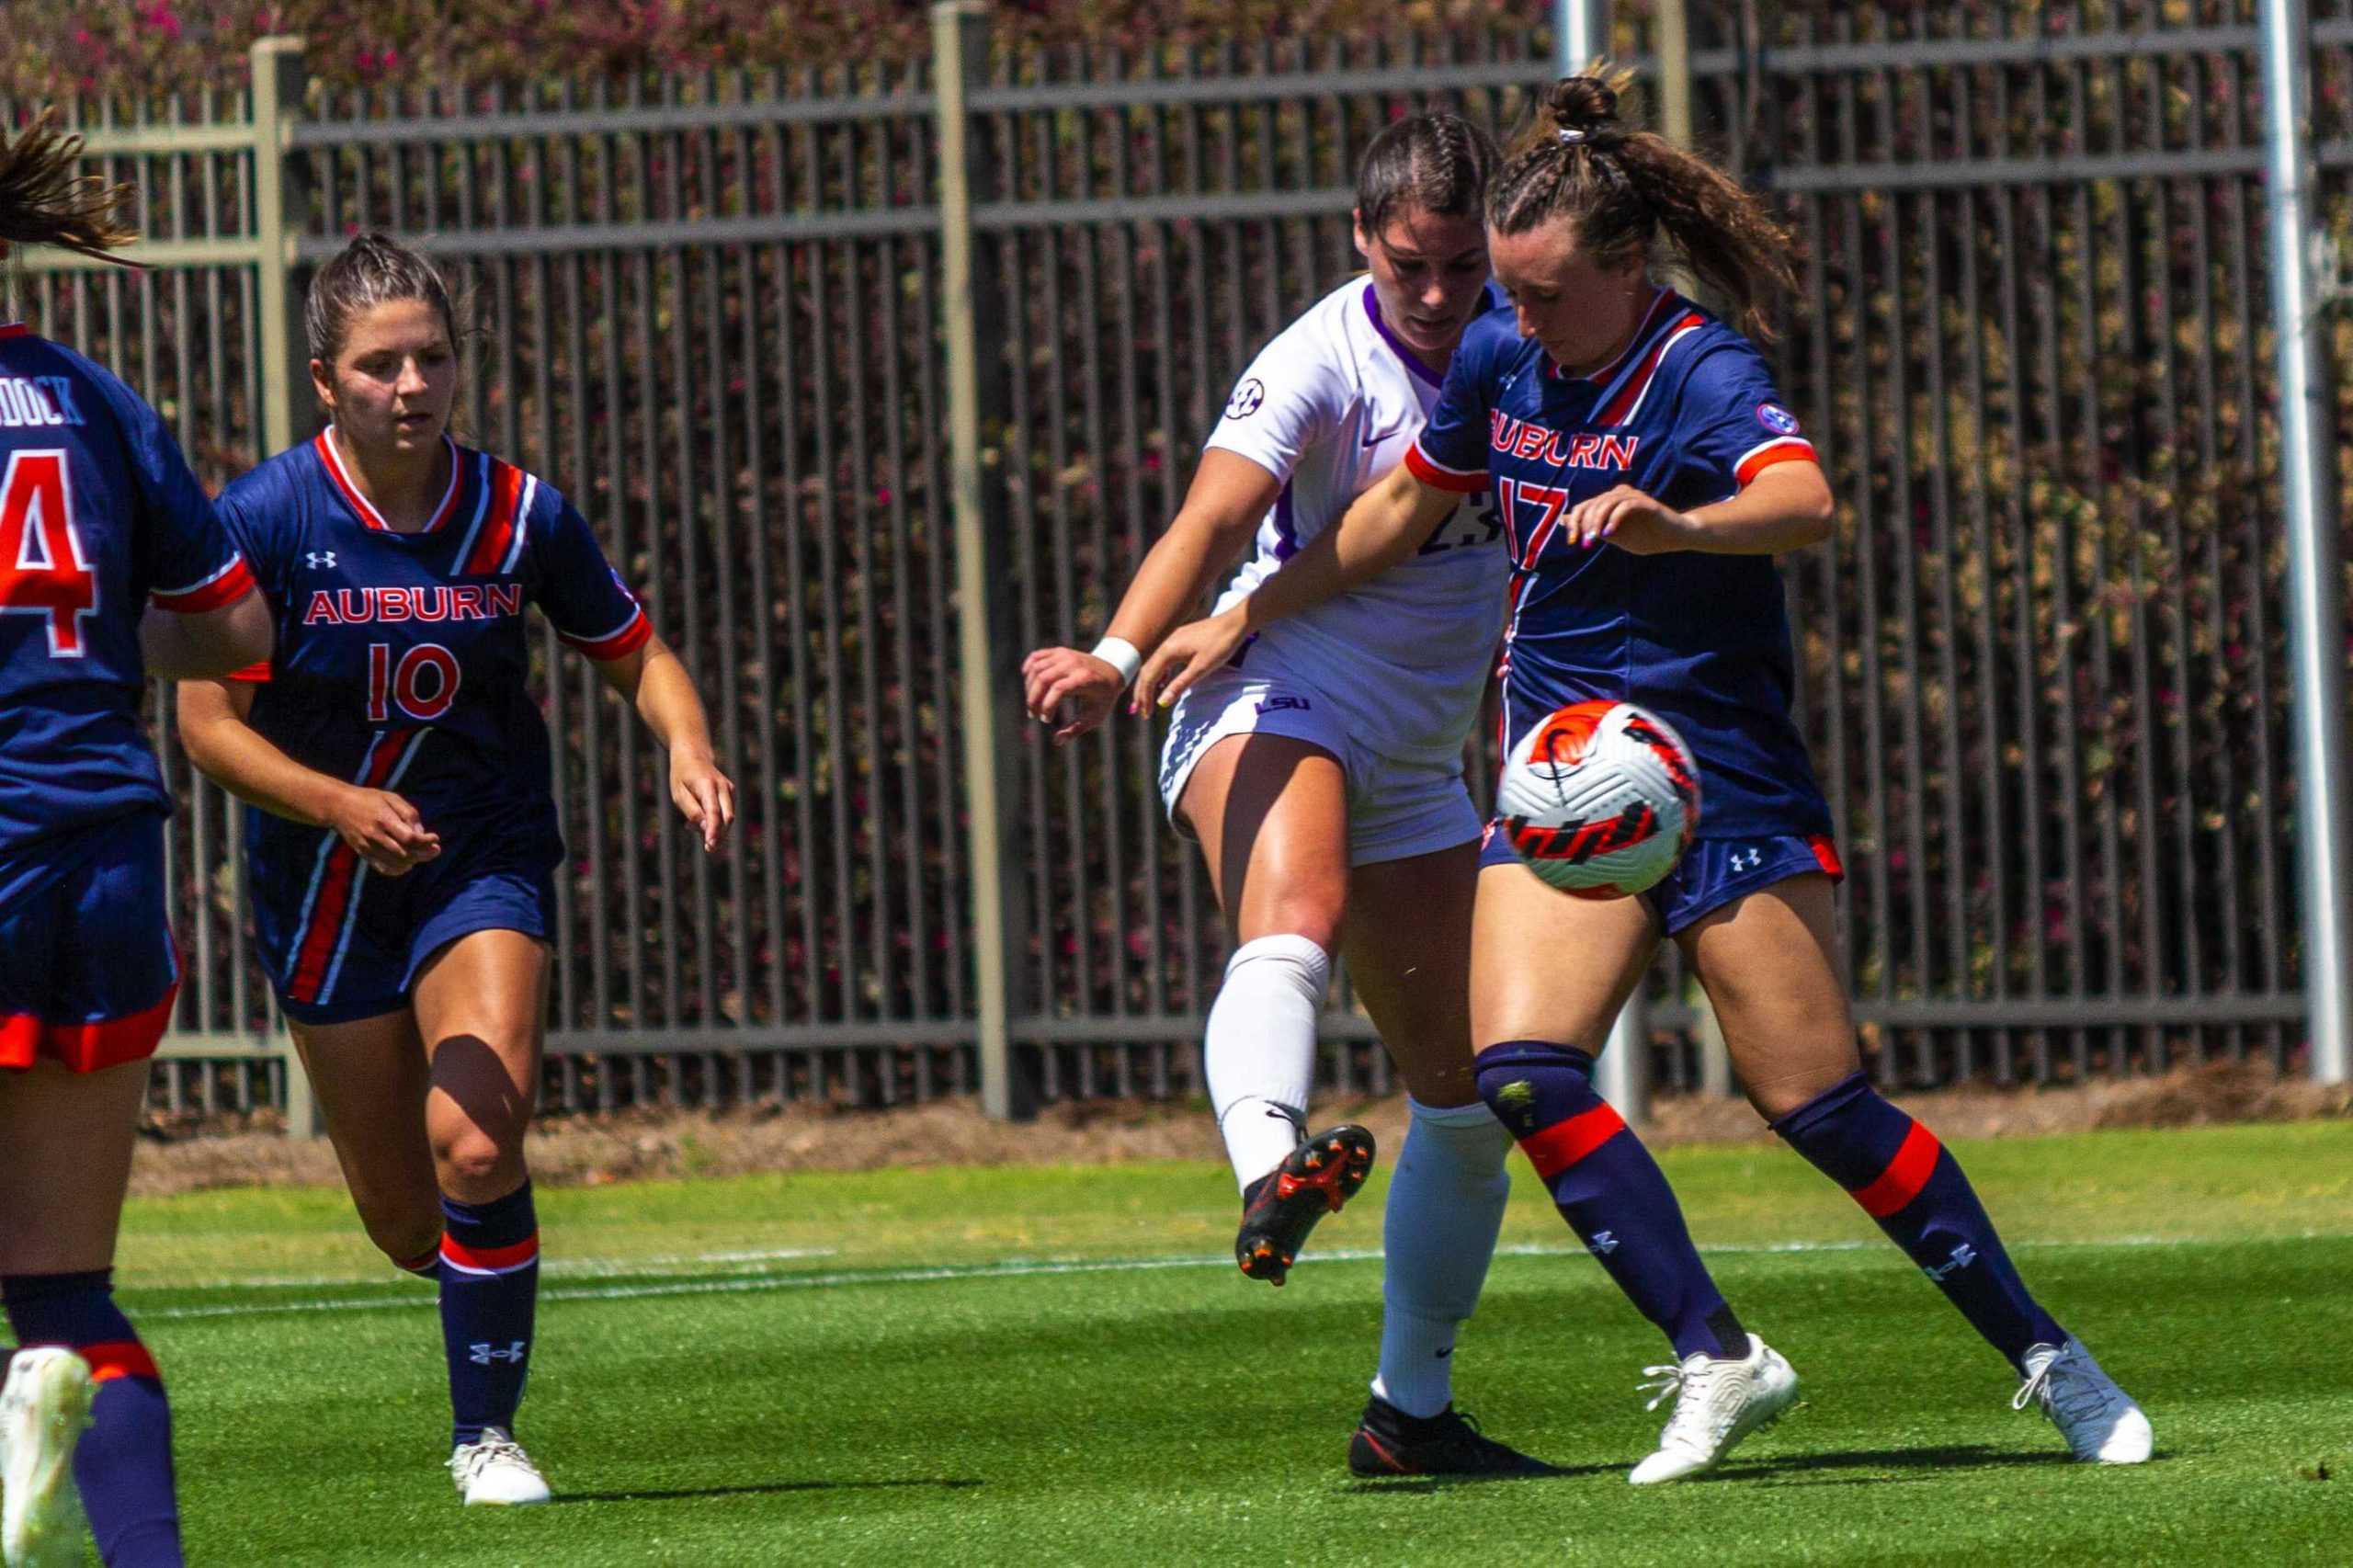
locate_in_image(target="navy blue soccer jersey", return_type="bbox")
[0,323,255,855]
[219,431,651,866]
[1406,290,1831,840]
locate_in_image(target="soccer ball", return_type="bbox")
[1495,699,1700,898]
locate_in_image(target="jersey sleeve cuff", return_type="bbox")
[1403,439,1487,494]
[558,605,654,662]
[1733,437,1819,487]
[225,661,272,684]
[149,555,256,615]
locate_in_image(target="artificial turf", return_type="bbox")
[97,1120,2353,1563]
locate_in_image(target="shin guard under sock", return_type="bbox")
[1475,1042,1745,1359]
[1771,1072,2063,1369]
[438,1181,540,1447]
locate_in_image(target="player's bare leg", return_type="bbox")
[1181,734,1374,1283]
[1670,873,1854,1123]
[286,1011,442,1274]
[415,930,547,1206]
[1686,874,2149,1462]
[0,1064,144,1278]
[0,1062,182,1565]
[414,929,553,1504]
[1471,862,1797,1483]
[1338,842,1549,1476]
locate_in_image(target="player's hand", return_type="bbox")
[1019,646,1126,744]
[1561,484,1693,555]
[671,748,736,852]
[330,787,440,877]
[1131,606,1245,715]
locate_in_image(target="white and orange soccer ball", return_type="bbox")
[1495,699,1700,898]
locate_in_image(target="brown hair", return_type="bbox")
[1487,71,1796,339]
[0,110,139,265]
[1356,112,1499,240]
[304,232,460,369]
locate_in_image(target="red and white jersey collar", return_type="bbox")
[313,427,463,534]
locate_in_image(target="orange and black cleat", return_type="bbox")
[1234,1124,1377,1286]
[1347,1394,1555,1478]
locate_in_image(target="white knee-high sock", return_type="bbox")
[1370,1096,1514,1417]
[1203,933,1329,1191]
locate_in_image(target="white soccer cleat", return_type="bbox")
[2013,1339,2153,1463]
[1627,1333,1799,1485]
[448,1427,551,1506]
[1,1347,95,1568]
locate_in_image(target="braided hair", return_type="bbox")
[1356,111,1500,238]
[1487,71,1796,339]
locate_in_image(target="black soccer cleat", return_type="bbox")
[1347,1395,1555,1478]
[1233,1124,1377,1287]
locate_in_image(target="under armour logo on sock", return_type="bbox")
[469,1340,529,1366]
[1588,1230,1620,1256]
[1922,1243,1978,1283]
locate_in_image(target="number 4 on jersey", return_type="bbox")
[0,449,97,657]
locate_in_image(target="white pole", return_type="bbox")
[1553,0,1608,76]
[2257,0,2350,1085]
[1558,0,1687,1120]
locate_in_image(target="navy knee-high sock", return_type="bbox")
[1771,1073,2063,1369]
[438,1181,540,1448]
[1476,1041,1745,1360]
[4,1271,182,1568]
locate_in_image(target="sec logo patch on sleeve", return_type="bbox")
[1756,402,1802,435]
[1224,379,1267,419]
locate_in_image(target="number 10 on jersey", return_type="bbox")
[367,641,460,722]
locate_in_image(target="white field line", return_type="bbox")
[162,1246,840,1290]
[132,1231,2347,1325]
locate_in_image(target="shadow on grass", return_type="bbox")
[1714,1443,2096,1484]
[552,1478,983,1506]
[1339,1461,1626,1494]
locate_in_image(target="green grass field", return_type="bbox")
[102,1121,2353,1564]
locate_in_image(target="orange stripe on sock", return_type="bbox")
[78,1341,159,1383]
[1850,1120,1943,1218]
[1519,1101,1628,1183]
[441,1233,540,1271]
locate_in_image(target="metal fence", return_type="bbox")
[10,0,2347,1121]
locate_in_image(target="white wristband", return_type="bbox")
[1089,636,1142,689]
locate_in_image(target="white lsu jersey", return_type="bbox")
[1202,277,1509,767]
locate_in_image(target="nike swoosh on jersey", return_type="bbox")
[1361,421,1410,449]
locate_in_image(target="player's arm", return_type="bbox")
[1560,460,1832,556]
[586,631,736,853]
[1019,449,1279,744]
[174,678,441,876]
[1129,462,1458,712]
[139,586,273,681]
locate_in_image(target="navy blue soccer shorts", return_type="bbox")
[1478,823,1844,937]
[0,812,180,1073]
[255,825,556,1026]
